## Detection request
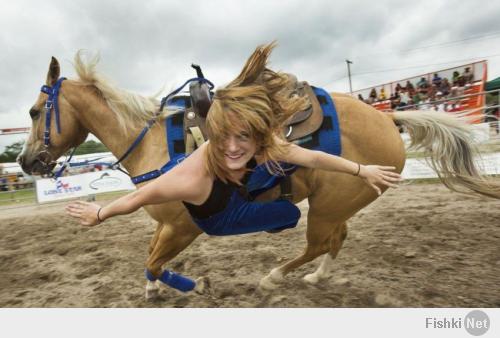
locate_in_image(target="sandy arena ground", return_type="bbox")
[0,181,499,308]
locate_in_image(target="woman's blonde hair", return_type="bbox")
[205,42,309,183]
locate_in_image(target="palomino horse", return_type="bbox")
[18,53,500,299]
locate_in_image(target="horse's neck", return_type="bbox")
[63,82,167,176]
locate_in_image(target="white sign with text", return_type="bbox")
[402,152,500,179]
[36,170,136,203]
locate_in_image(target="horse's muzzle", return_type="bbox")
[18,151,56,176]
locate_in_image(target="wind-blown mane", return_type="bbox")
[73,51,159,132]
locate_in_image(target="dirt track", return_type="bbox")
[0,181,499,308]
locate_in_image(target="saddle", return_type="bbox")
[182,74,324,153]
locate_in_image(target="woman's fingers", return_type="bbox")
[66,204,82,211]
[382,174,402,183]
[381,179,399,188]
[369,183,382,195]
[66,210,82,218]
[378,166,397,171]
[382,171,402,179]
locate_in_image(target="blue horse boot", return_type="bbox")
[145,269,196,292]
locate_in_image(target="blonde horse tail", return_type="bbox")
[391,110,500,199]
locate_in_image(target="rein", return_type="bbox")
[39,75,214,181]
[109,77,214,174]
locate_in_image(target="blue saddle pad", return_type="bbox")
[245,86,341,196]
[161,86,341,194]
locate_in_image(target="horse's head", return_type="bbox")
[17,57,89,175]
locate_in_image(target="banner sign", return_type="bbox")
[402,152,500,179]
[36,170,136,203]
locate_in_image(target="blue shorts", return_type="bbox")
[192,190,301,236]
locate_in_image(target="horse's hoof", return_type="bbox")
[303,273,320,285]
[145,280,160,301]
[194,276,211,295]
[259,275,279,290]
[145,287,160,301]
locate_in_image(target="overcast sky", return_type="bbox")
[1,0,500,152]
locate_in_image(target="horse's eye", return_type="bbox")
[29,108,40,119]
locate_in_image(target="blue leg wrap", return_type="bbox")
[159,270,196,292]
[145,269,157,282]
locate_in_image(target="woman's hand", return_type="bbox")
[359,165,402,195]
[65,201,102,226]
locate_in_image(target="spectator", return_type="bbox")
[392,97,401,110]
[419,97,432,110]
[357,94,365,102]
[412,91,422,106]
[462,67,474,84]
[439,78,451,96]
[450,85,464,98]
[407,98,414,108]
[406,81,416,96]
[434,92,446,111]
[0,177,7,192]
[379,88,387,101]
[452,71,461,86]
[447,100,462,112]
[417,77,429,95]
[395,83,403,93]
[428,84,437,101]
[399,89,410,105]
[397,99,407,110]
[432,73,442,87]
[369,88,377,103]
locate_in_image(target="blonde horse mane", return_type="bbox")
[73,51,160,132]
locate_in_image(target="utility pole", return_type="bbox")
[346,59,353,95]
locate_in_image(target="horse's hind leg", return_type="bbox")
[303,222,347,284]
[259,210,334,290]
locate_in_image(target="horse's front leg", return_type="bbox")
[145,219,202,300]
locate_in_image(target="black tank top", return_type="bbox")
[183,159,257,219]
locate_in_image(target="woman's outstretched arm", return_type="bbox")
[66,147,208,226]
[281,143,402,195]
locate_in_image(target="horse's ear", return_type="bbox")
[46,56,60,86]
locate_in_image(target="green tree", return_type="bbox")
[74,140,109,155]
[0,141,24,163]
[0,140,109,163]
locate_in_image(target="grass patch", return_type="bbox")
[0,189,37,205]
[0,189,132,207]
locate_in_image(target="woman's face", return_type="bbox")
[222,128,257,171]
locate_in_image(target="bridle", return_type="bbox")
[38,77,76,178]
